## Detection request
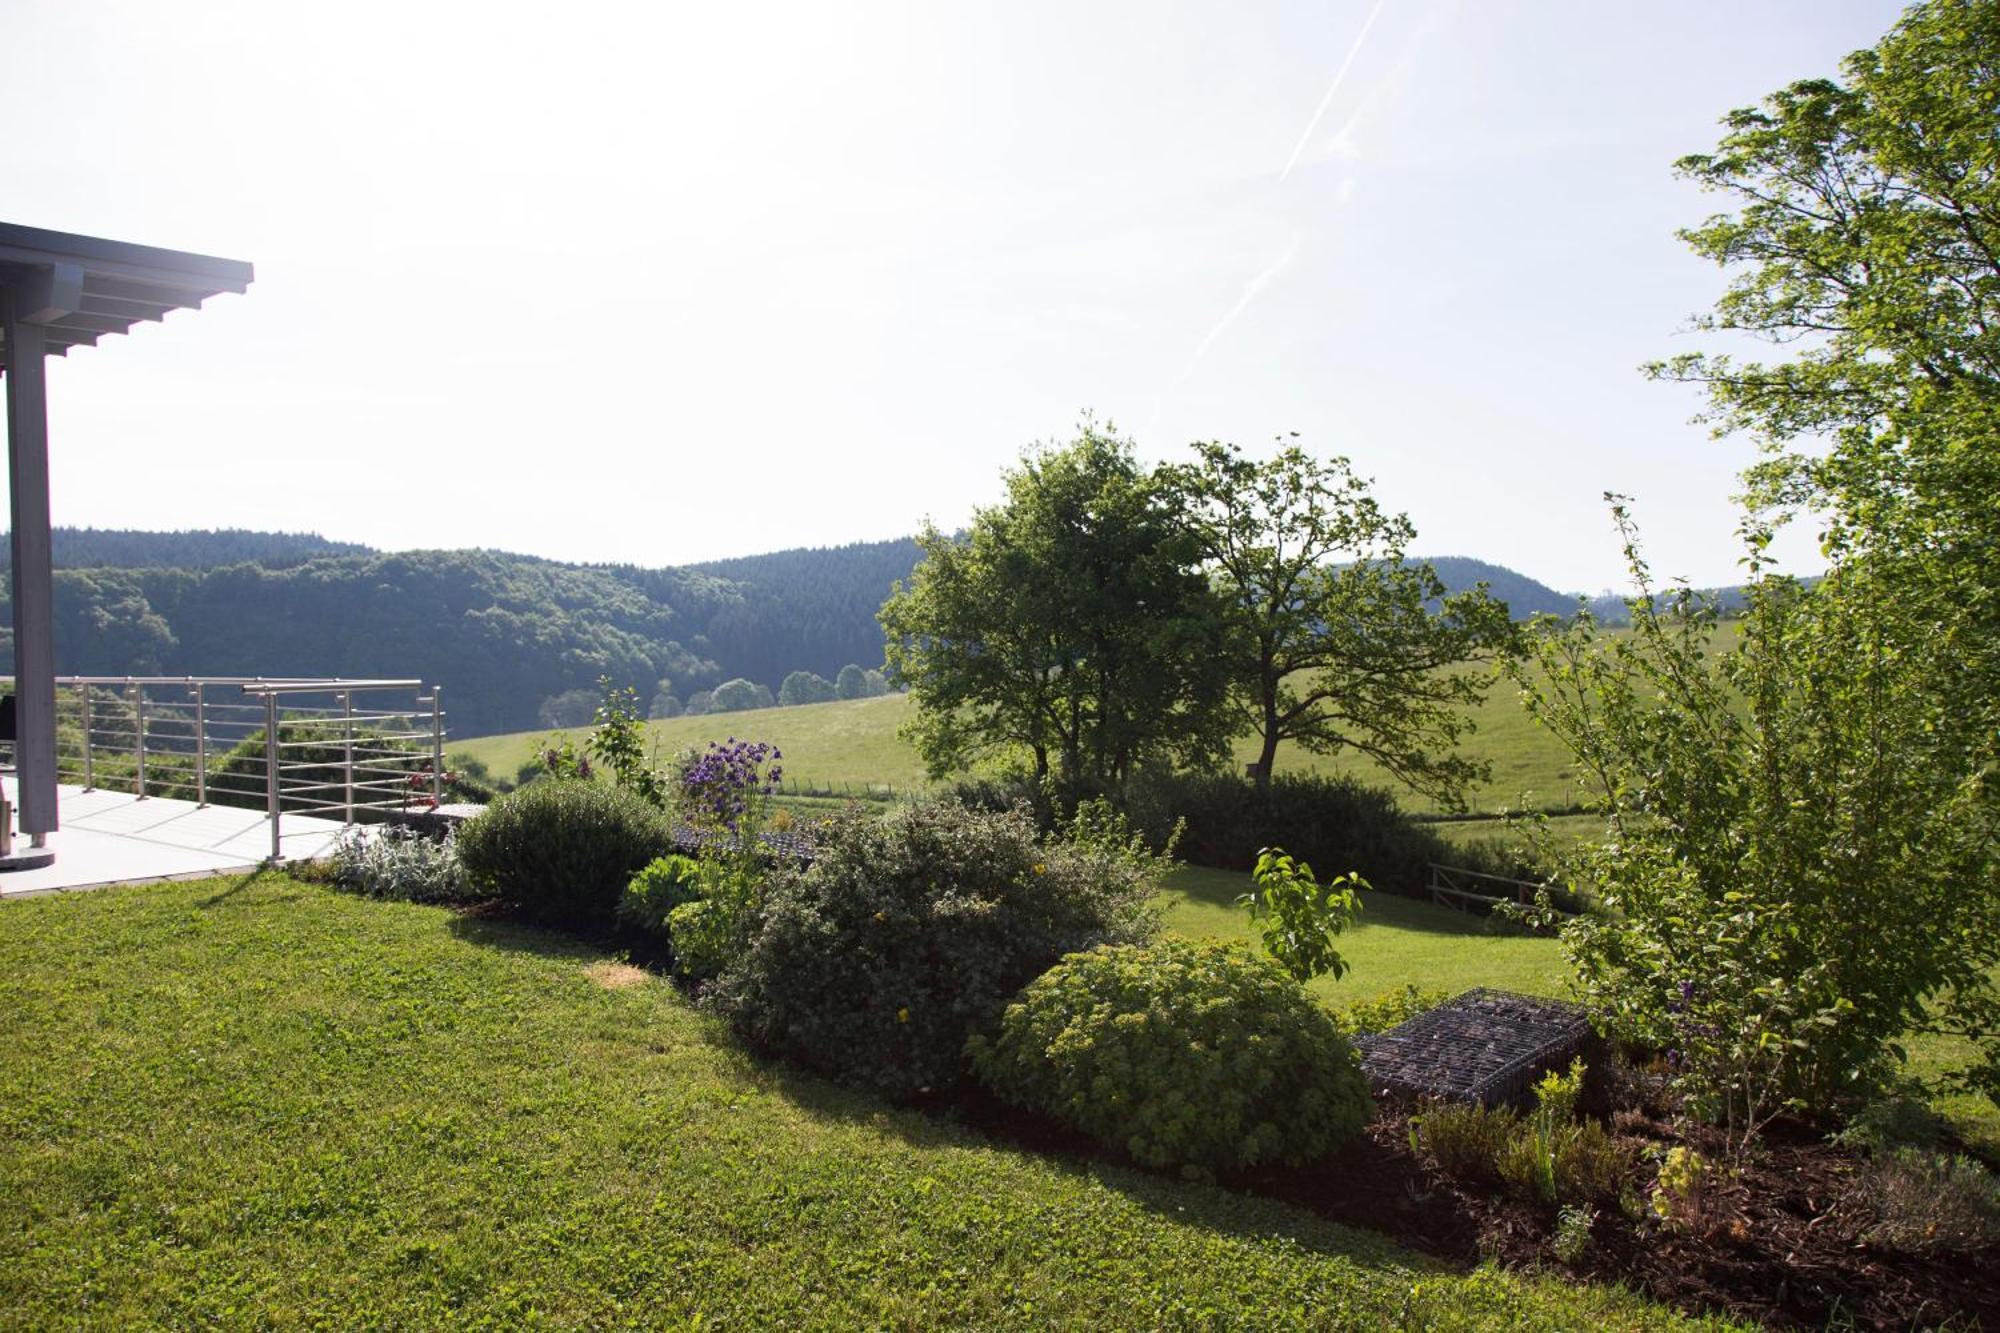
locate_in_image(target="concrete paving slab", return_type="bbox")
[0,782,347,898]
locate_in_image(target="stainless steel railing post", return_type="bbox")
[193,682,207,806]
[341,690,354,824]
[429,687,444,804]
[264,691,281,862]
[131,680,148,799]
[81,686,95,790]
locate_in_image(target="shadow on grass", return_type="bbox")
[194,863,323,909]
[738,1042,1457,1274]
[426,890,1455,1271]
[1169,865,1521,941]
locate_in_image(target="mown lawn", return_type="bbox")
[1156,866,1566,1010]
[0,875,1727,1330]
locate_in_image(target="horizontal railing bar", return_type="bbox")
[241,680,425,695]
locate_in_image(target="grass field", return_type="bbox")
[453,676,1587,818]
[1158,866,1566,1009]
[0,875,1724,1330]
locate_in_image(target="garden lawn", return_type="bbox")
[1156,866,1568,1011]
[0,874,1726,1330]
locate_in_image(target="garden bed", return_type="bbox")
[944,1073,2000,1331]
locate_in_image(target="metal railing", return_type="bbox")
[18,675,446,861]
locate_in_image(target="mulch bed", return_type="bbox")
[939,1067,1999,1330]
[1244,1103,2000,1331]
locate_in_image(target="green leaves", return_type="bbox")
[880,420,1232,793]
[1238,847,1364,986]
[1166,439,1520,807]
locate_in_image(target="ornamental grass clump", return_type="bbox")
[706,798,1160,1100]
[971,938,1372,1178]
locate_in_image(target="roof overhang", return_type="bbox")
[0,222,254,369]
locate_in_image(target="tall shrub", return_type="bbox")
[707,799,1161,1099]
[1513,508,2000,1142]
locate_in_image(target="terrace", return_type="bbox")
[0,675,448,897]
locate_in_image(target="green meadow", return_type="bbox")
[453,666,1592,817]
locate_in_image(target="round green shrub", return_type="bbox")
[456,780,672,928]
[617,854,704,936]
[707,799,1159,1100]
[970,939,1373,1176]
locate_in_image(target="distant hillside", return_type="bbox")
[0,527,372,571]
[1420,556,1576,619]
[4,526,1599,739]
[639,536,925,686]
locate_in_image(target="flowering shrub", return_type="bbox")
[326,825,479,904]
[456,779,672,927]
[971,939,1372,1177]
[678,738,783,834]
[706,798,1159,1099]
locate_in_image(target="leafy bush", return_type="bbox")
[617,855,703,935]
[972,938,1372,1177]
[1123,770,1526,897]
[456,779,672,928]
[1412,1064,1635,1207]
[1833,1094,1948,1155]
[664,864,763,982]
[1343,984,1450,1036]
[707,799,1160,1100]
[1551,1205,1596,1265]
[1513,510,2000,1142]
[327,825,480,904]
[1647,1146,1721,1233]
[587,679,667,808]
[1862,1150,2000,1254]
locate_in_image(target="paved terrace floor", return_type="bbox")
[0,782,346,899]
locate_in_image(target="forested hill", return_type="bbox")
[1423,557,1579,619]
[0,529,1577,738]
[680,538,926,688]
[0,527,371,570]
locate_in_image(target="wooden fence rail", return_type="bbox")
[1426,863,1574,916]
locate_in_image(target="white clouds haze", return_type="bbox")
[3,1,1905,590]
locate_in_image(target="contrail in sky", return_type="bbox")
[1278,0,1390,181]
[1189,230,1305,365]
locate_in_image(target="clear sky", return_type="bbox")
[4,1,1906,593]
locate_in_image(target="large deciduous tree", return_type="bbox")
[1648,0,2000,705]
[1166,439,1516,805]
[880,423,1229,792]
[1519,0,2000,1131]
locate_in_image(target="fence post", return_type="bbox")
[264,691,281,862]
[192,682,207,806]
[80,687,94,791]
[131,681,147,799]
[341,690,354,824]
[429,686,444,804]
